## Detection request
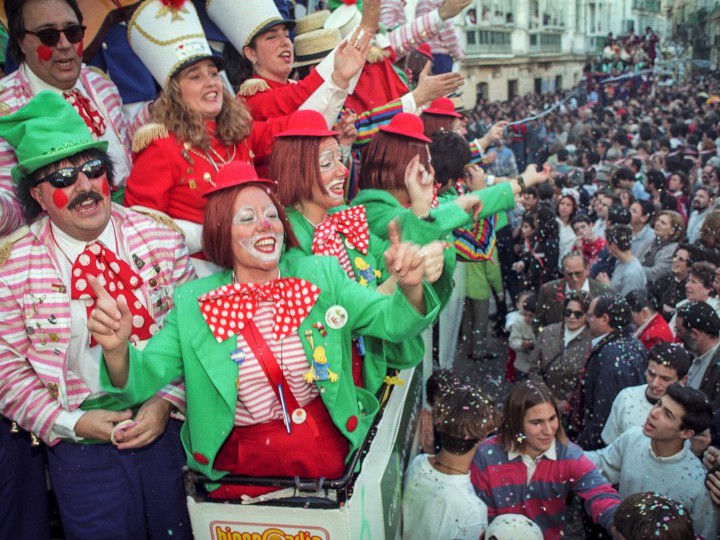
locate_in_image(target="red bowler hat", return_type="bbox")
[203,161,275,197]
[416,43,433,59]
[379,113,431,142]
[275,110,337,138]
[422,97,462,118]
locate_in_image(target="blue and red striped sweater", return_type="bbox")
[470,436,620,539]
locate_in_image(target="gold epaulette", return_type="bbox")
[367,45,391,64]
[0,226,30,266]
[0,101,10,116]
[237,78,271,97]
[128,205,185,237]
[131,123,169,153]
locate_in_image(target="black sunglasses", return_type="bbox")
[25,24,86,47]
[564,309,585,319]
[37,159,106,189]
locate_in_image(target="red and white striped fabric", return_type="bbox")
[232,303,317,426]
[0,206,194,444]
[380,0,407,30]
[387,9,444,58]
[0,65,151,236]
[415,0,464,60]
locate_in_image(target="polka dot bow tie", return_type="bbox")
[312,206,370,259]
[71,242,157,347]
[197,278,321,342]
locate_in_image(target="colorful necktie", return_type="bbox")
[71,242,157,346]
[64,89,106,137]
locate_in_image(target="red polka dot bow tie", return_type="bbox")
[312,206,370,259]
[71,242,157,346]
[63,89,106,137]
[197,278,321,342]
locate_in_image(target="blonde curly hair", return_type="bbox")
[152,74,253,150]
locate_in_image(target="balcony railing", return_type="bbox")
[632,0,661,13]
[586,35,605,54]
[465,29,513,56]
[529,32,562,54]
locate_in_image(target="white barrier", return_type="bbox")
[186,366,424,540]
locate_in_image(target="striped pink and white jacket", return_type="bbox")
[387,8,445,58]
[0,65,149,236]
[0,205,196,444]
[415,0,464,60]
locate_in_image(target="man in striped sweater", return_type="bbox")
[471,380,620,540]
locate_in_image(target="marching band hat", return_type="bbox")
[206,0,296,50]
[129,0,224,89]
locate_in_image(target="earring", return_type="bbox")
[515,433,527,444]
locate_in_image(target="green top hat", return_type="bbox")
[0,91,108,184]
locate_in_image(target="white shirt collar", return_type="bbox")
[23,62,83,96]
[565,279,590,294]
[591,332,610,348]
[51,219,116,263]
[508,438,558,462]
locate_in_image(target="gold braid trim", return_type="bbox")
[237,78,271,97]
[86,66,110,80]
[132,123,170,153]
[367,45,391,64]
[0,226,30,266]
[128,206,186,237]
[0,102,10,116]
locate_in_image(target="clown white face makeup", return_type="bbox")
[312,138,347,211]
[230,186,284,282]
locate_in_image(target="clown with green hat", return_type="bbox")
[0,90,195,539]
[0,91,108,184]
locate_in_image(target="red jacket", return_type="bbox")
[243,71,324,121]
[125,120,281,225]
[637,313,675,350]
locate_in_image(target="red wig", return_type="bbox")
[421,113,454,139]
[202,182,299,268]
[359,131,431,191]
[270,136,338,207]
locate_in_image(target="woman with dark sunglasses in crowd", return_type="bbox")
[529,290,592,411]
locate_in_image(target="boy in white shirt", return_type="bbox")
[586,384,716,539]
[402,386,495,540]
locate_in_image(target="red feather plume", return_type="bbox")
[160,0,186,8]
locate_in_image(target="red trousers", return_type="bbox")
[211,397,349,499]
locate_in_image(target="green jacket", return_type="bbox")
[286,206,423,393]
[351,183,516,303]
[100,256,440,481]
